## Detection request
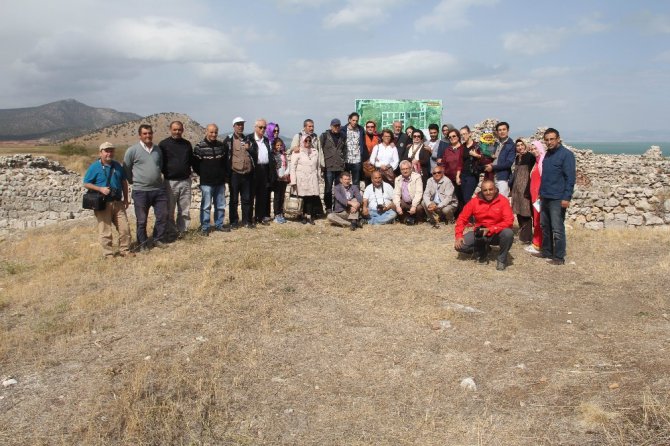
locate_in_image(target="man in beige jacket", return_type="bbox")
[393,160,424,225]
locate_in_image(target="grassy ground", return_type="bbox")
[0,218,668,445]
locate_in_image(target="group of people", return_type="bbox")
[82,115,576,270]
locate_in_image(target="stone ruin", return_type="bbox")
[1,136,669,235]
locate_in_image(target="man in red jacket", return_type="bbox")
[454,179,514,270]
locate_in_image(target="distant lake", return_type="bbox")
[566,141,668,155]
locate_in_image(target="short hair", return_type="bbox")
[481,179,497,190]
[411,129,424,140]
[169,120,183,129]
[428,123,439,131]
[460,125,471,132]
[138,124,152,134]
[370,170,382,179]
[365,120,376,128]
[447,129,460,139]
[206,123,219,132]
[348,112,360,120]
[339,171,351,180]
[399,160,412,169]
[380,129,394,139]
[544,127,560,138]
[495,121,509,131]
[303,119,314,127]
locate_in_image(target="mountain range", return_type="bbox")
[0,99,141,142]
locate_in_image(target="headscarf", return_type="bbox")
[266,122,279,147]
[531,140,546,175]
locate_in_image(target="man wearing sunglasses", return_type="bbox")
[249,118,276,226]
[423,167,457,228]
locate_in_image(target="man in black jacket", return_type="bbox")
[249,118,276,225]
[319,119,347,212]
[159,121,194,239]
[193,124,230,235]
[392,121,410,175]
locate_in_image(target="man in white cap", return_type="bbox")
[223,117,255,229]
[83,142,132,258]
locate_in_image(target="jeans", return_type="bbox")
[165,178,192,234]
[540,198,567,260]
[366,208,397,225]
[229,172,253,225]
[456,227,514,264]
[461,174,478,206]
[324,170,341,211]
[346,162,362,189]
[200,183,226,230]
[132,188,168,247]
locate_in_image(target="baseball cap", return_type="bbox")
[99,142,115,151]
[330,118,341,126]
[232,117,246,125]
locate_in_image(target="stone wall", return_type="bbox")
[1,145,669,234]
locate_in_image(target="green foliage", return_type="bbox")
[58,144,90,156]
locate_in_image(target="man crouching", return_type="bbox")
[454,180,514,271]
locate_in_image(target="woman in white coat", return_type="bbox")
[290,134,320,224]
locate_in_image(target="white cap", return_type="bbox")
[232,116,245,125]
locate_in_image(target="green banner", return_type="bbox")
[355,99,443,131]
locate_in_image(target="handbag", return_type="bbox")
[362,160,375,178]
[284,185,304,218]
[82,163,114,211]
[379,165,395,184]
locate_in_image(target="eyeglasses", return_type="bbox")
[257,126,266,130]
[412,134,422,138]
[432,171,443,175]
[273,129,279,133]
[449,135,460,139]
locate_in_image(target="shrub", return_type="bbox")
[58,144,89,156]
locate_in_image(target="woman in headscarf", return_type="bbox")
[290,134,320,225]
[510,138,535,245]
[403,128,431,187]
[526,140,546,254]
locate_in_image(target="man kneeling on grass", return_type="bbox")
[454,179,514,271]
[327,171,363,231]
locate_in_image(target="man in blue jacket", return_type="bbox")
[484,121,515,198]
[538,128,576,265]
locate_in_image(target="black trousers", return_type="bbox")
[273,181,288,216]
[229,172,253,225]
[253,164,271,221]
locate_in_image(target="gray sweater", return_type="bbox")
[123,143,164,191]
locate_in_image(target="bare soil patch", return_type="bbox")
[0,220,669,445]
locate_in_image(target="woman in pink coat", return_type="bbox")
[290,134,320,224]
[526,140,546,254]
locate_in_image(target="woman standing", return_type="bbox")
[369,129,399,185]
[404,129,431,187]
[440,129,464,212]
[510,138,535,244]
[459,126,479,205]
[290,134,320,225]
[527,140,546,253]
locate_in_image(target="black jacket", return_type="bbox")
[319,130,347,171]
[193,138,228,186]
[159,137,193,180]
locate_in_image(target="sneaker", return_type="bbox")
[546,258,565,266]
[350,221,357,231]
[261,217,271,226]
[525,245,540,254]
[496,261,507,271]
[432,222,440,229]
[274,215,286,224]
[357,219,364,228]
[406,216,416,226]
[200,229,210,237]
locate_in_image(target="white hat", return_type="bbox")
[232,116,246,125]
[99,142,115,151]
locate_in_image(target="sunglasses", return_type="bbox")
[449,135,460,139]
[432,171,443,175]
[412,134,422,138]
[257,126,266,129]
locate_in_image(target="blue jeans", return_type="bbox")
[540,198,567,260]
[132,188,168,247]
[367,208,397,225]
[200,184,226,230]
[346,162,362,188]
[324,170,341,211]
[461,174,478,206]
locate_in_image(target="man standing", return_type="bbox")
[484,121,515,197]
[124,124,168,250]
[83,142,132,258]
[538,128,576,265]
[327,171,363,231]
[249,118,276,225]
[392,120,410,173]
[427,123,448,172]
[223,117,255,229]
[362,170,396,225]
[193,124,229,235]
[423,166,457,228]
[290,119,320,153]
[393,160,424,225]
[454,180,514,271]
[342,112,366,188]
[159,120,193,239]
[319,119,347,212]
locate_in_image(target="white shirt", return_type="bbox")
[140,141,154,154]
[369,143,399,170]
[363,182,394,208]
[255,134,270,164]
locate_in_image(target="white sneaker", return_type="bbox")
[524,245,540,254]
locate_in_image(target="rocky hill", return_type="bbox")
[0,99,140,142]
[60,112,206,149]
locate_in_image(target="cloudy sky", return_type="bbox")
[1,0,669,140]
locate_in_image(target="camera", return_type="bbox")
[376,204,384,213]
[474,226,485,239]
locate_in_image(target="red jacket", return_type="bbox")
[455,192,514,238]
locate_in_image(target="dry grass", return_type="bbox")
[0,220,669,445]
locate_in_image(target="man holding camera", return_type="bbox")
[454,179,514,271]
[362,170,397,225]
